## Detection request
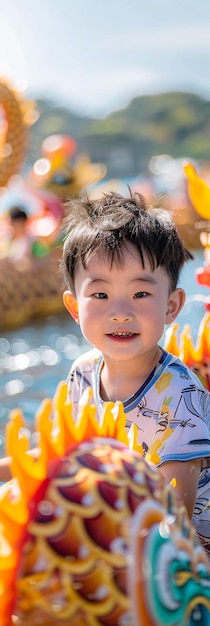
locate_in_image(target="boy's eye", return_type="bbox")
[134,291,148,299]
[94,292,107,299]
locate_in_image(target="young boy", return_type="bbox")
[61,190,210,554]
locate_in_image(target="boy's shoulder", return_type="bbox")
[164,349,210,393]
[71,348,102,373]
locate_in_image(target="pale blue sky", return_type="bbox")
[0,0,210,117]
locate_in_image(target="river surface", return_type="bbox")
[0,249,209,456]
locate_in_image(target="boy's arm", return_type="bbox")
[159,458,201,519]
[0,456,12,482]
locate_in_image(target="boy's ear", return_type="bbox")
[63,290,79,323]
[165,288,186,324]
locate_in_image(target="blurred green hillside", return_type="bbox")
[27,91,210,178]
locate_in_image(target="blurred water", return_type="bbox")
[0,249,209,456]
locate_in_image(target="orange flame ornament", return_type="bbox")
[164,313,210,389]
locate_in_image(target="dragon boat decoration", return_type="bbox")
[0,382,209,625]
[0,247,64,330]
[0,79,64,329]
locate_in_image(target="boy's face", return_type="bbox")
[64,242,185,364]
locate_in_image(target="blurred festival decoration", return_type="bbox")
[183,160,210,302]
[0,181,65,330]
[148,155,202,250]
[163,161,210,390]
[29,133,107,198]
[0,79,38,187]
[183,161,210,221]
[164,312,210,390]
[0,141,107,329]
[0,382,209,626]
[0,79,106,329]
[0,183,64,245]
[0,79,63,329]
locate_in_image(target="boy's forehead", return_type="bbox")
[76,243,156,275]
[73,244,171,292]
[82,243,144,269]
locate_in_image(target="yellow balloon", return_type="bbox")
[183,161,210,220]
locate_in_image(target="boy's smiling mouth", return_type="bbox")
[108,332,137,337]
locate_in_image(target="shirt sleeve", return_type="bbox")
[66,349,101,419]
[158,384,210,464]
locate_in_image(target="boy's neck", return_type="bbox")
[100,346,162,402]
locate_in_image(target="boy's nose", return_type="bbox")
[112,315,133,322]
[110,308,133,322]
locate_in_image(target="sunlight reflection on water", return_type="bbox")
[0,313,89,455]
[0,249,209,456]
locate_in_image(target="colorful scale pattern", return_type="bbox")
[0,383,209,626]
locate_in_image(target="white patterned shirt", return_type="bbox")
[67,347,210,555]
